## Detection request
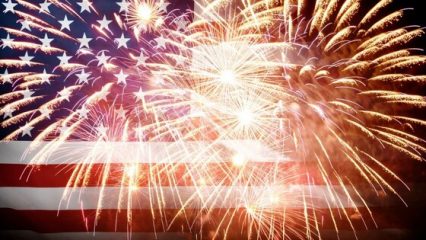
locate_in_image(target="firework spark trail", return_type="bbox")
[1,0,426,239]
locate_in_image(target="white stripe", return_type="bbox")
[0,140,288,165]
[0,185,360,210]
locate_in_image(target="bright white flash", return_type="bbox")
[217,70,236,84]
[125,165,137,177]
[232,153,246,167]
[237,109,254,126]
[137,4,152,21]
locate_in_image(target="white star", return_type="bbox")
[59,15,73,31]
[115,33,130,49]
[114,69,128,85]
[152,74,165,85]
[174,54,186,66]
[77,0,92,13]
[39,0,51,13]
[157,0,170,13]
[1,69,12,84]
[77,106,89,119]
[134,126,145,139]
[39,33,53,48]
[117,0,130,13]
[136,50,149,66]
[283,74,291,81]
[76,69,91,84]
[59,125,69,136]
[115,105,127,119]
[19,51,34,66]
[40,69,50,84]
[22,88,34,99]
[96,89,109,102]
[21,123,34,137]
[1,34,14,49]
[154,36,166,49]
[77,33,92,49]
[96,51,110,67]
[20,19,32,31]
[57,52,71,65]
[2,105,14,119]
[97,15,112,31]
[175,17,189,32]
[58,88,71,101]
[134,88,145,101]
[3,0,17,13]
[96,124,108,137]
[39,107,52,119]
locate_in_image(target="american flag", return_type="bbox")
[1,0,426,240]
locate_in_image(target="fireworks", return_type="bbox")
[127,0,168,34]
[1,0,426,239]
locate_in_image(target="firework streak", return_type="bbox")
[1,0,426,239]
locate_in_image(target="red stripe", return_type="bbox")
[1,160,426,187]
[0,229,415,240]
[0,162,306,187]
[0,207,423,233]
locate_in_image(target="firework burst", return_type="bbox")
[1,0,426,239]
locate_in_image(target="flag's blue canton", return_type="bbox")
[0,0,193,140]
